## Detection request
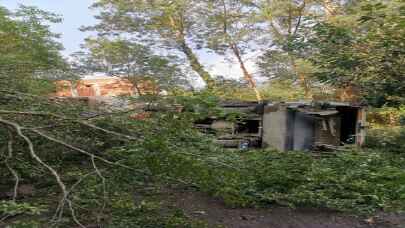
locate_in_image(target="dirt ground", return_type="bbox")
[162,189,405,228]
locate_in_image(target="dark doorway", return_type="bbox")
[337,107,358,144]
[237,119,260,134]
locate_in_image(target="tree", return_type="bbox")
[253,0,358,98]
[198,0,264,101]
[71,38,188,92]
[0,5,67,93]
[250,0,320,98]
[292,0,405,106]
[87,0,216,88]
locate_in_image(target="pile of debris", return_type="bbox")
[195,101,263,149]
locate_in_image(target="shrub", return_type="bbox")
[366,127,405,154]
[368,106,405,127]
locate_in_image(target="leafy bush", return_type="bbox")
[368,106,405,127]
[366,127,405,154]
[256,151,404,213]
[214,150,405,214]
[364,106,405,154]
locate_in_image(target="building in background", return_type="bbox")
[54,77,158,98]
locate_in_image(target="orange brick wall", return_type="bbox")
[54,78,156,97]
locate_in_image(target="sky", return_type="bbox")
[0,0,259,82]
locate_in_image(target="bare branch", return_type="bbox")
[0,117,72,226]
[2,129,20,201]
[293,1,306,35]
[66,199,86,228]
[0,110,140,141]
[6,132,19,201]
[91,156,107,225]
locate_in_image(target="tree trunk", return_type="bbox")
[291,59,312,99]
[230,43,263,102]
[323,0,339,18]
[298,73,312,99]
[218,0,261,101]
[177,38,215,89]
[131,78,143,96]
[169,16,215,89]
[126,65,142,96]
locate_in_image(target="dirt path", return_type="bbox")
[163,189,405,228]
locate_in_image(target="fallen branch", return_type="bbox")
[91,156,107,226]
[0,128,21,202]
[0,117,74,226]
[0,110,140,141]
[5,130,19,201]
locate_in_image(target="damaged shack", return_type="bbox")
[198,101,367,151]
[262,102,367,151]
[195,101,263,148]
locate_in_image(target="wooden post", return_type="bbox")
[356,107,367,147]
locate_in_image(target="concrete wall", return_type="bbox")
[262,103,365,151]
[262,106,315,151]
[262,106,289,151]
[293,112,315,151]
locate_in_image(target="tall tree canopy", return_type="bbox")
[291,0,405,106]
[87,0,216,88]
[0,5,66,93]
[253,0,329,98]
[198,0,264,101]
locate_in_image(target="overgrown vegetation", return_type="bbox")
[366,106,405,154]
[1,92,404,226]
[102,98,405,215]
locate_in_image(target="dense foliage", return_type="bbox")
[0,5,68,93]
[86,0,216,88]
[290,0,405,106]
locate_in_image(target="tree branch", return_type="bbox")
[293,0,306,35]
[0,117,73,226]
[0,110,140,141]
[91,156,107,226]
[2,129,19,201]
